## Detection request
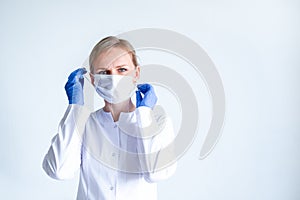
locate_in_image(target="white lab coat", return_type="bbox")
[43,105,177,200]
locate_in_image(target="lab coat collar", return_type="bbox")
[96,108,136,124]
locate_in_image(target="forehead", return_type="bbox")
[93,47,133,69]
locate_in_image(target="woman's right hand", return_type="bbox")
[65,68,87,105]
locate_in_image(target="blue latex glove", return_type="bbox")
[136,84,157,109]
[65,68,87,105]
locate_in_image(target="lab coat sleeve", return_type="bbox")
[42,105,90,180]
[136,106,177,183]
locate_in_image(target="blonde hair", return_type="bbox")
[89,36,138,73]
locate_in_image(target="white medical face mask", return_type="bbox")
[93,73,137,104]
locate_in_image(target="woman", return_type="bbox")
[43,36,177,200]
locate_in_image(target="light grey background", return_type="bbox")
[0,0,299,199]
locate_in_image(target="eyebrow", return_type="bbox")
[115,64,129,68]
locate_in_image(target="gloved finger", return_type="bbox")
[79,75,84,86]
[137,83,152,94]
[68,68,84,80]
[68,68,87,81]
[65,74,85,90]
[145,89,157,106]
[136,90,143,107]
[65,79,79,90]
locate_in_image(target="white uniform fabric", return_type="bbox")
[43,105,177,200]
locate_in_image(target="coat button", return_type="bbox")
[110,186,114,190]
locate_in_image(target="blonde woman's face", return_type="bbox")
[92,47,140,78]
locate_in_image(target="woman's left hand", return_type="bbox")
[136,84,157,109]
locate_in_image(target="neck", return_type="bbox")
[103,99,135,122]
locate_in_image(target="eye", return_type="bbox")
[97,70,109,75]
[118,67,128,73]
